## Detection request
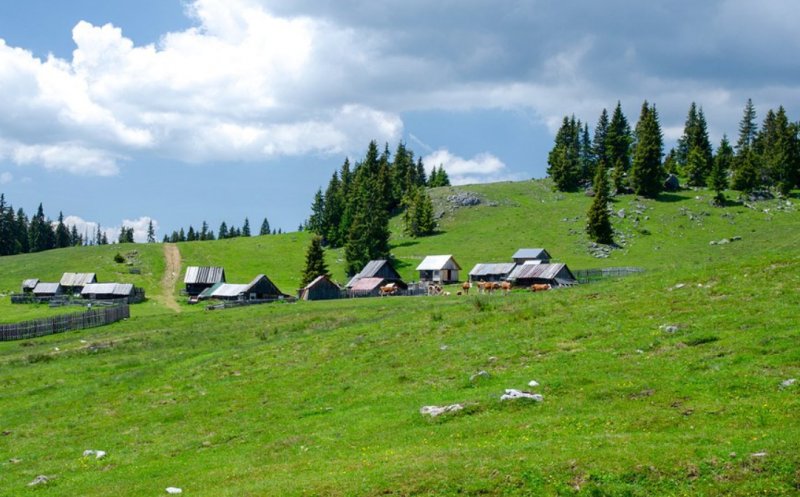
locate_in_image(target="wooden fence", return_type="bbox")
[574,267,645,284]
[0,304,130,341]
[206,296,297,311]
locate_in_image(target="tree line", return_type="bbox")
[305,140,448,276]
[160,217,282,243]
[549,99,800,200]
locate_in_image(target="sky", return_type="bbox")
[0,0,798,241]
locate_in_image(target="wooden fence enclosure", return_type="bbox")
[574,267,645,284]
[0,304,130,341]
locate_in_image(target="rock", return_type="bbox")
[470,370,491,382]
[28,475,51,487]
[420,403,465,417]
[439,345,448,351]
[660,324,680,334]
[83,449,107,459]
[9,458,21,464]
[729,452,737,458]
[780,378,796,388]
[584,187,595,197]
[636,349,644,354]
[500,389,543,402]
[1,430,11,436]
[488,356,498,362]
[446,191,481,207]
[731,235,742,241]
[664,174,680,191]
[709,240,718,245]
[166,487,183,494]
[751,452,767,458]
[617,209,626,219]
[718,238,730,244]
[528,380,540,387]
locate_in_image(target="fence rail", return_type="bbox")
[574,267,645,284]
[206,296,297,311]
[0,304,130,341]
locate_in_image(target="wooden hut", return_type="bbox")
[184,266,226,296]
[21,279,39,294]
[32,282,63,299]
[512,248,552,265]
[299,275,342,301]
[507,263,577,287]
[81,283,138,302]
[346,260,403,288]
[60,273,97,295]
[416,255,462,284]
[347,277,407,297]
[468,263,517,283]
[199,274,283,301]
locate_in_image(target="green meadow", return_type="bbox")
[0,180,798,495]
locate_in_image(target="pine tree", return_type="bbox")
[663,148,678,175]
[307,188,325,234]
[300,235,328,287]
[55,211,70,248]
[101,232,108,245]
[593,108,610,173]
[15,208,29,253]
[685,146,709,188]
[677,103,713,185]
[259,218,270,236]
[709,135,733,204]
[242,218,251,237]
[547,116,582,191]
[630,101,665,198]
[178,228,186,242]
[755,106,799,194]
[580,122,594,183]
[147,220,156,243]
[200,221,209,240]
[732,98,758,190]
[586,160,613,244]
[69,224,81,246]
[415,158,427,187]
[29,203,54,252]
[187,226,196,241]
[218,221,228,239]
[607,102,632,179]
[0,194,11,255]
[321,172,342,245]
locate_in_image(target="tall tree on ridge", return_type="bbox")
[709,135,733,204]
[300,235,328,288]
[607,101,632,191]
[631,101,665,198]
[586,160,613,244]
[732,98,759,191]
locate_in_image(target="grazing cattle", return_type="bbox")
[530,283,552,292]
[462,281,471,295]
[501,281,512,296]
[380,284,398,296]
[427,284,443,296]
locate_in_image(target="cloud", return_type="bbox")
[422,149,522,185]
[0,172,11,184]
[63,215,158,243]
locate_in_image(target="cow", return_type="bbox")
[427,284,443,296]
[380,284,398,296]
[501,281,512,296]
[530,283,552,292]
[462,281,471,295]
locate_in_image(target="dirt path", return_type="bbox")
[161,243,182,313]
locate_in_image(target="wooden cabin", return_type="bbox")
[21,279,39,294]
[347,277,407,297]
[506,263,577,287]
[32,282,63,299]
[198,274,283,301]
[468,263,517,283]
[512,248,552,265]
[60,273,97,295]
[184,266,226,296]
[416,255,462,284]
[299,275,342,301]
[346,260,403,288]
[81,283,138,302]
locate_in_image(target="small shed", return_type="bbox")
[199,275,283,301]
[299,275,342,301]
[60,273,97,294]
[507,263,577,287]
[184,266,226,296]
[346,260,403,288]
[81,283,135,301]
[416,255,462,284]
[348,277,407,297]
[32,282,63,298]
[21,279,39,293]
[468,263,517,282]
[512,248,551,265]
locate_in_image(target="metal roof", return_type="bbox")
[507,263,574,282]
[416,255,461,271]
[347,260,401,288]
[198,282,224,299]
[22,279,40,290]
[468,263,517,277]
[184,266,225,284]
[349,277,386,292]
[33,282,62,295]
[512,248,550,260]
[60,273,97,287]
[209,283,250,298]
[302,275,340,291]
[81,283,134,296]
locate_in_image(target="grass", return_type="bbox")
[0,181,798,495]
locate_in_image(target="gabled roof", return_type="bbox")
[507,263,575,282]
[22,279,40,290]
[209,283,250,298]
[512,248,551,260]
[184,266,226,285]
[60,272,97,287]
[33,282,62,295]
[302,275,340,291]
[347,260,402,287]
[416,255,461,271]
[349,277,386,292]
[468,263,517,277]
[81,283,134,296]
[200,274,283,299]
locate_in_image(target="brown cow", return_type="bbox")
[462,281,471,295]
[380,283,398,296]
[530,283,551,292]
[500,281,512,296]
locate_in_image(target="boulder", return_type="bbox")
[420,404,465,417]
[500,389,543,402]
[166,488,183,495]
[664,174,680,192]
[28,475,51,487]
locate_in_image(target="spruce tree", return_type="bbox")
[0,194,11,255]
[218,221,228,239]
[580,122,594,183]
[709,135,733,204]
[259,218,270,236]
[242,218,251,237]
[663,148,678,175]
[70,224,81,246]
[147,220,156,243]
[187,226,196,241]
[732,98,758,189]
[547,116,582,191]
[685,146,709,188]
[300,235,328,287]
[322,172,343,245]
[631,101,665,198]
[15,208,29,253]
[586,161,613,244]
[178,228,186,242]
[593,108,610,172]
[606,102,632,179]
[201,221,209,240]
[307,188,325,234]
[55,212,70,248]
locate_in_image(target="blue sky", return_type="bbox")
[0,0,798,241]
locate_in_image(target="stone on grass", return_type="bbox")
[166,487,183,494]
[83,449,107,459]
[659,324,680,334]
[780,378,796,388]
[751,452,767,458]
[28,475,50,487]
[420,404,465,417]
[470,371,490,382]
[528,380,540,387]
[500,389,543,402]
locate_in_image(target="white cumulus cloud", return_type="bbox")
[422,149,522,185]
[63,215,158,244]
[0,171,12,184]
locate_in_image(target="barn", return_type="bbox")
[347,277,407,297]
[184,266,226,296]
[198,274,283,301]
[416,255,462,284]
[21,279,39,293]
[346,260,403,288]
[81,283,137,302]
[60,273,97,295]
[507,262,577,287]
[468,263,517,282]
[299,275,342,301]
[32,282,63,299]
[512,248,552,265]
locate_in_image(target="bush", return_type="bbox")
[113,253,125,264]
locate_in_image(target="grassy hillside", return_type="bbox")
[0,181,798,495]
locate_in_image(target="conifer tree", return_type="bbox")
[580,122,594,183]
[187,226,196,241]
[321,172,343,245]
[200,221,209,240]
[242,218,251,237]
[147,220,156,243]
[55,212,70,248]
[709,135,733,204]
[300,235,328,287]
[0,194,11,255]
[678,103,713,185]
[415,158,427,187]
[586,161,613,244]
[307,188,325,234]
[70,224,81,246]
[732,98,758,190]
[606,102,632,179]
[15,208,29,253]
[100,232,108,245]
[178,228,186,242]
[547,116,582,191]
[259,218,270,236]
[685,146,709,188]
[663,148,678,175]
[593,108,610,172]
[218,221,228,239]
[630,101,665,198]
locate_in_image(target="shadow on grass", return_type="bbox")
[656,192,691,203]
